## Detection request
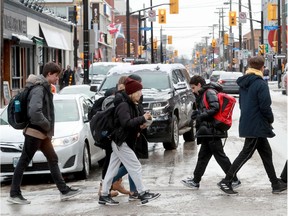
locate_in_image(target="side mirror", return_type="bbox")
[90,85,98,92]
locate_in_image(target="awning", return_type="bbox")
[12,33,33,45]
[40,24,70,50]
[31,36,44,45]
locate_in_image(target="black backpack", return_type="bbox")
[88,96,106,121]
[7,85,36,129]
[89,105,115,149]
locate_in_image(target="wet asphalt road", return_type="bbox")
[1,83,287,216]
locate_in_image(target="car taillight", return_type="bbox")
[218,79,225,84]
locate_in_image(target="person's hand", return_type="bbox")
[140,124,148,129]
[191,110,199,120]
[143,112,152,120]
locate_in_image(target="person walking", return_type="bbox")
[99,78,160,205]
[218,56,287,195]
[181,75,240,189]
[62,65,75,87]
[7,62,81,205]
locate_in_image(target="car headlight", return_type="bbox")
[52,134,79,146]
[150,102,169,118]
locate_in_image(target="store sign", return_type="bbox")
[3,10,27,35]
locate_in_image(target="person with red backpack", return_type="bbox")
[181,75,240,189]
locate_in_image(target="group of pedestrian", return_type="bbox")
[59,65,83,89]
[6,56,286,207]
[181,56,287,196]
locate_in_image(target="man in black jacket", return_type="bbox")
[218,56,287,195]
[8,62,81,205]
[181,75,239,189]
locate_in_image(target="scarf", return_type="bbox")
[245,68,263,78]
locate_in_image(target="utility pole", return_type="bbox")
[73,5,78,70]
[0,0,3,107]
[150,0,154,63]
[248,0,255,56]
[83,0,89,84]
[281,0,287,56]
[160,25,163,63]
[239,0,242,73]
[126,0,130,57]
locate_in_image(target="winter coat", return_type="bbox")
[194,82,227,142]
[25,74,55,138]
[112,92,146,149]
[236,71,275,138]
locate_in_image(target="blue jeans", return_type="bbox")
[113,165,137,193]
[10,135,69,196]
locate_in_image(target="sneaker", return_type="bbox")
[272,179,287,194]
[129,191,140,201]
[7,194,31,205]
[139,190,161,204]
[232,180,241,189]
[181,178,200,189]
[99,195,119,205]
[217,179,238,195]
[60,187,82,201]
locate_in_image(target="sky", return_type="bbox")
[129,0,262,58]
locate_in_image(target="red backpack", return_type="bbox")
[203,90,236,131]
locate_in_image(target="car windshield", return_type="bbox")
[220,72,243,79]
[89,65,117,76]
[0,108,8,125]
[100,70,171,92]
[59,86,95,98]
[54,100,79,122]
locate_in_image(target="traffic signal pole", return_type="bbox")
[239,0,242,73]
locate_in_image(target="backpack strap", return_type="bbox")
[203,88,218,110]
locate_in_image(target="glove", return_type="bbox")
[191,110,199,120]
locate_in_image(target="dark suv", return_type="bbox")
[94,63,195,150]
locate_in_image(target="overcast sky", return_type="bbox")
[129,0,262,58]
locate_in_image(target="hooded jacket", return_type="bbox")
[236,68,275,138]
[195,82,227,140]
[24,74,55,138]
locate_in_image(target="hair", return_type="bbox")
[128,74,142,82]
[189,75,206,86]
[42,62,61,77]
[248,56,265,70]
[118,76,128,85]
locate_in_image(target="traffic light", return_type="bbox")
[153,39,158,50]
[272,41,278,53]
[174,50,178,57]
[196,51,200,58]
[211,39,217,48]
[138,45,144,55]
[224,33,229,45]
[74,5,80,23]
[268,3,277,21]
[130,43,134,54]
[258,44,265,55]
[169,0,179,14]
[158,9,166,24]
[167,35,172,44]
[229,11,237,26]
[202,48,206,55]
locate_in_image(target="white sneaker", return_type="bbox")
[7,195,31,205]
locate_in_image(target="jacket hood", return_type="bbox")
[26,74,48,88]
[236,73,262,89]
[200,81,223,94]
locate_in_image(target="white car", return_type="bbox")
[0,94,105,179]
[59,84,96,101]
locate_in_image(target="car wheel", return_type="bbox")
[76,144,90,180]
[183,120,195,142]
[163,114,179,150]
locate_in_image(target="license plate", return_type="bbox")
[13,157,33,168]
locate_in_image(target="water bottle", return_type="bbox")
[14,100,21,122]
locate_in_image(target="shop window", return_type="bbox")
[11,46,21,89]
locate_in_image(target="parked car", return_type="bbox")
[0,94,106,179]
[217,71,243,94]
[88,62,129,87]
[281,71,287,95]
[209,70,225,82]
[94,63,196,150]
[59,84,95,101]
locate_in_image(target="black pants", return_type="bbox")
[10,135,68,196]
[280,161,287,183]
[193,137,236,183]
[224,137,278,185]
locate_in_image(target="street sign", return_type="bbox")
[274,54,286,59]
[140,27,152,31]
[148,10,156,22]
[239,12,247,23]
[264,26,279,30]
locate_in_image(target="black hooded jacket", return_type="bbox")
[194,82,227,140]
[236,74,275,138]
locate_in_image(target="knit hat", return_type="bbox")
[125,77,143,95]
